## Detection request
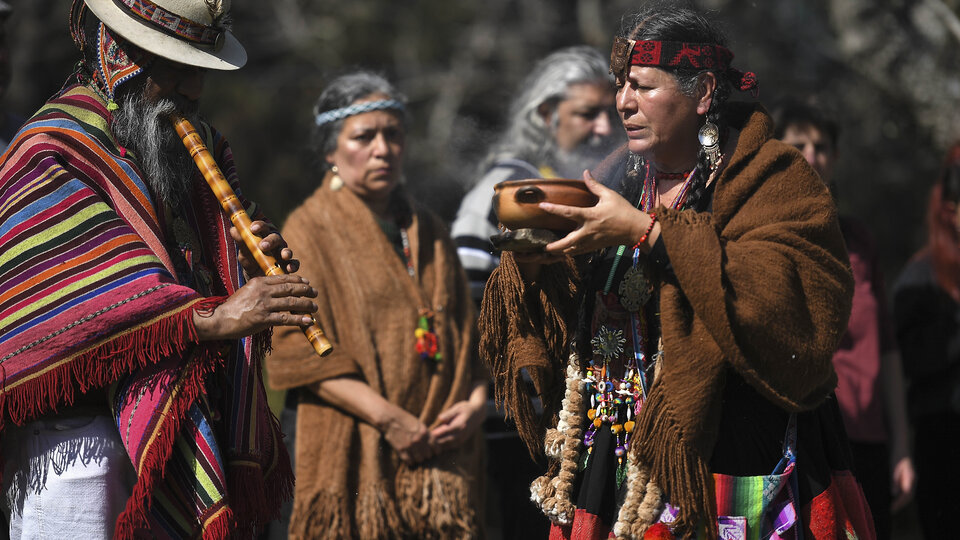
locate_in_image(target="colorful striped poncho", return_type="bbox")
[0,84,292,538]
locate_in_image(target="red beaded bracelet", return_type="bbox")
[632,213,658,250]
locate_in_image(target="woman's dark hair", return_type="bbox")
[575,2,733,364]
[310,71,407,172]
[929,142,960,300]
[770,97,840,150]
[617,0,732,209]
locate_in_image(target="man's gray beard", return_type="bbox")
[546,134,620,179]
[113,94,198,208]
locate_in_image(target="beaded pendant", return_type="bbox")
[618,265,652,313]
[582,322,643,485]
[399,227,442,364]
[414,310,442,363]
[590,326,625,361]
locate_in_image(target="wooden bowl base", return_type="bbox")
[490,228,560,252]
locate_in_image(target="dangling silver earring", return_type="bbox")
[329,165,344,191]
[698,121,722,172]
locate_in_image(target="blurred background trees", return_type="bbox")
[5,0,959,293]
[3,3,952,536]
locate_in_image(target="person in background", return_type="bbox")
[0,0,310,537]
[479,2,873,538]
[774,98,915,540]
[451,45,622,539]
[266,71,486,540]
[892,142,960,540]
[0,0,24,151]
[451,45,622,304]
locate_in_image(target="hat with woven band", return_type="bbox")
[82,0,246,70]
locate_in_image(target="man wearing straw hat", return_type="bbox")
[0,1,317,537]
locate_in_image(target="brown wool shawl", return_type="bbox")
[267,180,484,539]
[479,102,853,538]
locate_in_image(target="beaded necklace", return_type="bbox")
[399,226,442,363]
[582,161,696,484]
[399,227,415,277]
[652,168,693,182]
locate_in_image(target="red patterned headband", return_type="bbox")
[118,0,225,50]
[610,36,758,96]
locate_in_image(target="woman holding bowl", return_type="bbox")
[480,3,873,539]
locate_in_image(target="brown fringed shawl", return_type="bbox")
[267,180,484,540]
[478,102,853,539]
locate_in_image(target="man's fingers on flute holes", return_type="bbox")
[266,295,317,312]
[268,281,317,299]
[269,312,315,327]
[258,274,310,286]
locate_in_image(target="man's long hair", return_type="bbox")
[113,88,200,208]
[480,46,612,173]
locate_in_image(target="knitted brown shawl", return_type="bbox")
[267,180,483,539]
[479,103,853,538]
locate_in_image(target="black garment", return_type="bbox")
[893,253,960,540]
[892,254,960,419]
[711,373,855,508]
[570,364,856,524]
[912,413,960,540]
[848,441,892,540]
[484,418,551,539]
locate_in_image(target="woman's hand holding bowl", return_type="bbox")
[540,171,651,256]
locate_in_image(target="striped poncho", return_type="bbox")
[0,84,292,538]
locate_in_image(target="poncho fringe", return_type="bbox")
[477,252,579,455]
[0,295,213,432]
[288,467,478,539]
[631,383,715,539]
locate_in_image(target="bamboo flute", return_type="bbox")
[171,113,333,357]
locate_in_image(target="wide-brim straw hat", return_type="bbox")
[83,0,246,70]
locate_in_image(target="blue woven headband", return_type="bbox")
[314,100,405,126]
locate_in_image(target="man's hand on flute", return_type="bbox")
[231,220,301,276]
[193,275,319,341]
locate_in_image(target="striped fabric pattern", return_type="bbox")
[0,87,189,387]
[711,416,799,540]
[0,84,291,538]
[713,473,793,540]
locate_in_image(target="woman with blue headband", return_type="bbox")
[267,71,486,539]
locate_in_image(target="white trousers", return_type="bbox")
[1,415,135,540]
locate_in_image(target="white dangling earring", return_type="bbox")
[698,121,722,172]
[329,165,344,191]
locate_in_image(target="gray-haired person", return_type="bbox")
[452,45,622,539]
[451,46,623,304]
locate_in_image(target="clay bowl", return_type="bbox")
[493,178,598,233]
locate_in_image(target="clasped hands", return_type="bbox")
[193,220,318,341]
[383,399,485,466]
